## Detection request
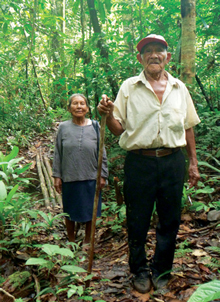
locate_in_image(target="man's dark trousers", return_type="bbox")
[124,149,185,276]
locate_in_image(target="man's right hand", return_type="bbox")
[54,177,62,194]
[97,94,114,116]
[98,94,124,136]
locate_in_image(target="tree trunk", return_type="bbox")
[86,0,118,98]
[180,0,196,85]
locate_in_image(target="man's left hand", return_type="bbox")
[188,163,200,188]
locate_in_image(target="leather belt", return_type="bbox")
[130,148,180,157]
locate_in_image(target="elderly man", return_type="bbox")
[98,34,200,293]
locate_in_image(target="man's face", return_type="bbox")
[138,42,171,75]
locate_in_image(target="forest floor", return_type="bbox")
[0,130,220,302]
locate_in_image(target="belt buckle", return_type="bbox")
[156,149,163,157]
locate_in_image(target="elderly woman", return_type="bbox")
[52,93,108,244]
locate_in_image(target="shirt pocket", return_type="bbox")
[163,108,185,132]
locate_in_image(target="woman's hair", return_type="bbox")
[68,93,89,108]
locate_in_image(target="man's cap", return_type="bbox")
[137,34,168,52]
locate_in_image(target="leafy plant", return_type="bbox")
[187,279,220,302]
[29,210,66,231]
[25,243,95,300]
[26,243,85,273]
[208,200,220,211]
[0,146,33,234]
[10,220,38,248]
[101,201,126,233]
[0,146,31,186]
[182,181,215,212]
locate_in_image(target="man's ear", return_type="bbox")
[166,52,172,63]
[137,53,142,64]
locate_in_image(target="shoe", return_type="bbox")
[133,270,151,293]
[151,274,170,290]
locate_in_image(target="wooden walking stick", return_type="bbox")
[85,114,107,288]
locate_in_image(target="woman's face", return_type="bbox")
[69,96,89,118]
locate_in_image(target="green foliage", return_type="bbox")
[181,180,215,211]
[0,146,31,185]
[10,220,38,248]
[33,210,66,230]
[0,146,32,228]
[196,109,220,154]
[187,279,220,302]
[201,246,220,270]
[26,242,86,277]
[101,201,126,233]
[175,240,193,258]
[209,200,220,211]
[25,243,95,300]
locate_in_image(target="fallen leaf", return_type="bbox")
[192,249,207,257]
[198,263,210,273]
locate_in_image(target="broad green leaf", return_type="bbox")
[195,186,215,195]
[27,210,38,219]
[0,180,7,201]
[0,152,4,162]
[50,213,66,223]
[61,265,86,273]
[26,258,49,266]
[57,248,74,258]
[14,163,31,174]
[8,157,24,167]
[6,184,19,203]
[83,274,94,281]
[67,287,77,298]
[38,210,50,222]
[198,161,220,173]
[5,146,19,162]
[78,296,93,301]
[42,244,61,256]
[188,280,220,302]
[36,287,54,297]
[0,171,8,182]
[76,285,83,296]
[56,288,68,294]
[17,178,29,184]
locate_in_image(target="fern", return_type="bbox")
[175,248,193,258]
[207,246,220,254]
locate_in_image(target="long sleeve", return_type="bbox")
[52,126,62,178]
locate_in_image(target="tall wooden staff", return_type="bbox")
[86,114,107,288]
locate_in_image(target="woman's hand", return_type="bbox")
[54,177,62,194]
[100,177,106,189]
